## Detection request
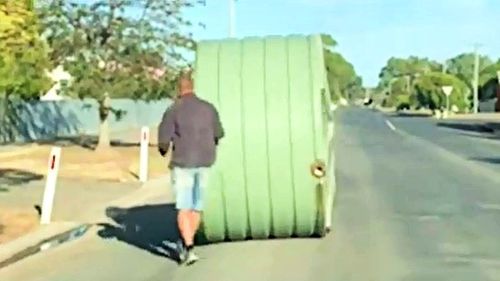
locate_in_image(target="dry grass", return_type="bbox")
[0,208,39,244]
[0,131,171,243]
[0,145,170,182]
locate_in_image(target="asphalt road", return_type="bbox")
[387,113,500,173]
[1,107,500,281]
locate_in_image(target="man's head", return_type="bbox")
[177,70,194,97]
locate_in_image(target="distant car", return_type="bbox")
[363,98,373,106]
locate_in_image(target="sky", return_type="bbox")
[184,0,499,87]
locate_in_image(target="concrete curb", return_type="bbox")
[0,174,171,270]
[446,113,500,121]
[0,222,88,270]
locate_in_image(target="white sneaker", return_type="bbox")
[185,250,200,266]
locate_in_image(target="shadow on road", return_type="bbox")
[437,122,496,134]
[469,157,500,164]
[457,132,500,141]
[0,169,43,191]
[97,204,182,263]
[390,112,433,118]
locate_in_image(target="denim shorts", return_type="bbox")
[171,167,209,211]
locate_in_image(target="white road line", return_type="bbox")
[385,120,396,131]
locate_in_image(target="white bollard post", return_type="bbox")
[40,147,62,225]
[139,126,150,183]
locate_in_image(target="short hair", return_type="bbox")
[178,69,194,90]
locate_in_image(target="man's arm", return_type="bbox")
[213,106,224,145]
[158,105,175,156]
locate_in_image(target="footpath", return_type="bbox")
[0,174,171,270]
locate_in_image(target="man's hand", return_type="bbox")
[158,105,175,158]
[158,144,169,157]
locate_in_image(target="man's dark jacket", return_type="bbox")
[158,94,224,168]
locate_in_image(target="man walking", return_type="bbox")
[158,71,224,265]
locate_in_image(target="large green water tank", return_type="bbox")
[194,34,336,242]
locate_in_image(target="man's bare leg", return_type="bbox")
[178,209,194,247]
[177,210,200,265]
[190,210,202,240]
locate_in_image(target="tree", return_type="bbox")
[446,53,493,90]
[325,51,357,99]
[346,76,364,101]
[477,62,500,105]
[413,72,469,112]
[0,0,52,142]
[37,0,202,150]
[445,53,495,111]
[321,34,337,49]
[377,56,442,108]
[378,57,441,88]
[0,0,51,98]
[321,34,361,102]
[478,62,500,88]
[381,77,409,108]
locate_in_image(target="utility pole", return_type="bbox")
[472,44,481,114]
[229,0,236,38]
